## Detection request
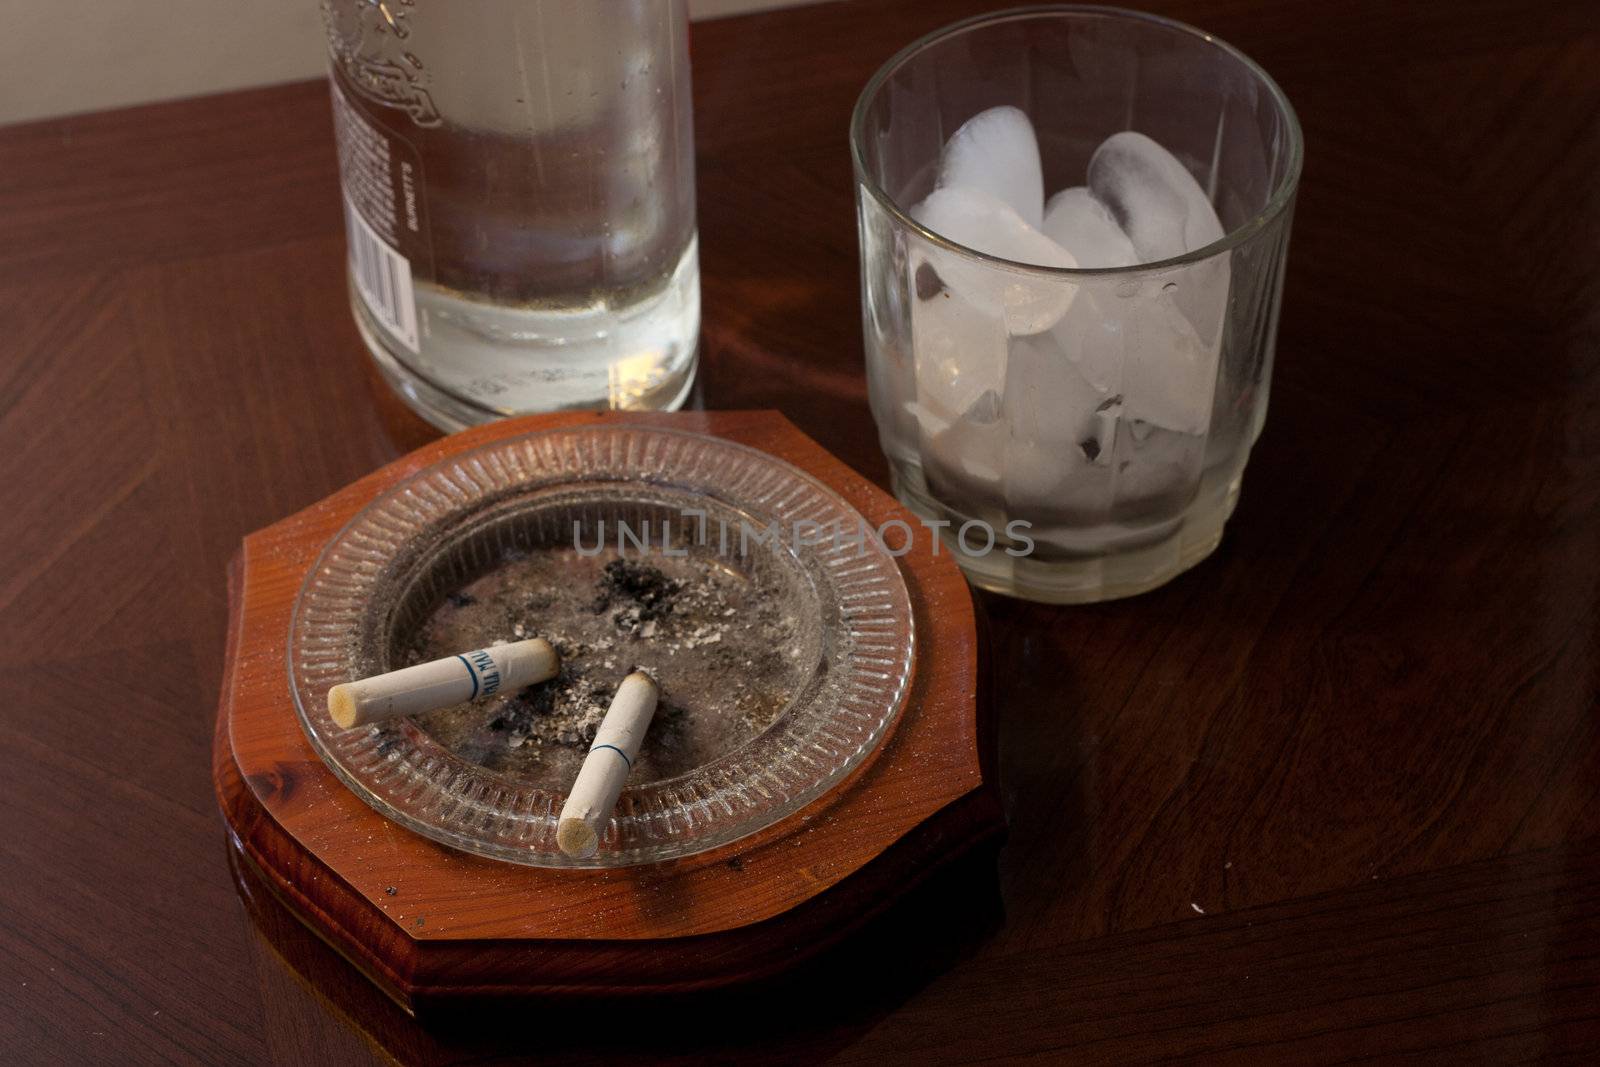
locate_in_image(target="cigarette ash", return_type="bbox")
[391,548,809,790]
[593,559,681,636]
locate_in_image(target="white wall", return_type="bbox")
[0,0,825,126]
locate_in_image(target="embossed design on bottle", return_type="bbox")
[322,0,440,127]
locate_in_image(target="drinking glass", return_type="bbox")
[851,7,1302,602]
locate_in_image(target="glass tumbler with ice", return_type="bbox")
[851,8,1302,603]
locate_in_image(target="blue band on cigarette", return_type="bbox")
[591,743,632,769]
[456,654,480,700]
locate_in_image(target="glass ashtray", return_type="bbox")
[288,425,916,867]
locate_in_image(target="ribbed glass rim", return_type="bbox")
[285,425,917,867]
[848,4,1304,276]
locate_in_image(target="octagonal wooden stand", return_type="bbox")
[213,409,1002,1015]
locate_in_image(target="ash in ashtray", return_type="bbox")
[394,547,809,788]
[593,559,682,635]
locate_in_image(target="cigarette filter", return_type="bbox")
[557,671,660,858]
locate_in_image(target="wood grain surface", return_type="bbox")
[3,0,1599,1061]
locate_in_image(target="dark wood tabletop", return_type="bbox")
[4,0,1599,1062]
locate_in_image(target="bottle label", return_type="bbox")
[330,78,426,353]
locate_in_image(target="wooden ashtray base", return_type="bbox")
[213,410,1002,1013]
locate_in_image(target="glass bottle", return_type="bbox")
[323,0,699,429]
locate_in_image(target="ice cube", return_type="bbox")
[1110,420,1205,510]
[908,258,1009,420]
[1004,436,1098,519]
[1118,282,1219,436]
[1001,332,1114,520]
[1087,131,1231,348]
[920,411,1009,521]
[1088,131,1224,261]
[1043,187,1139,269]
[911,186,1078,333]
[1155,252,1229,363]
[1049,277,1220,438]
[1051,287,1126,397]
[938,105,1045,229]
[1003,332,1105,448]
[905,399,951,439]
[910,289,1015,522]
[924,415,1006,487]
[913,187,1074,272]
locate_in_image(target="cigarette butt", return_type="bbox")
[558,671,659,859]
[328,638,559,729]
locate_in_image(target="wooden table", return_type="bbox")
[3,0,1597,1061]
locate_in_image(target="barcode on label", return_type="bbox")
[342,194,419,353]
